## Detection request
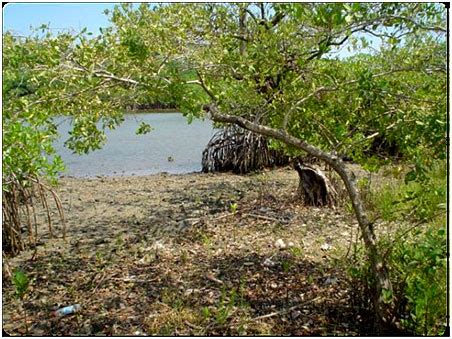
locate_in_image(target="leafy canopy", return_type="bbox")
[3,3,446,186]
[109,3,447,169]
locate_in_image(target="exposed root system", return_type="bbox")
[202,126,289,174]
[2,175,65,256]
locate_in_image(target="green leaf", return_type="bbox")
[437,203,446,210]
[404,170,417,184]
[388,37,399,45]
[12,269,30,299]
[345,14,354,23]
[381,288,393,304]
[135,121,153,135]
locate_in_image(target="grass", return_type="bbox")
[140,281,256,335]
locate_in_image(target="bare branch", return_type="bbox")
[231,35,249,42]
[333,109,399,151]
[258,3,265,20]
[67,66,142,86]
[244,8,259,24]
[194,71,217,101]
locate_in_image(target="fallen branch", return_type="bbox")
[243,213,288,224]
[110,276,159,283]
[251,296,321,321]
[206,274,224,285]
[209,212,235,221]
[184,320,203,330]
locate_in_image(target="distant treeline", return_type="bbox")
[125,102,177,111]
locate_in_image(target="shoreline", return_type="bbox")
[58,169,207,180]
[124,108,180,114]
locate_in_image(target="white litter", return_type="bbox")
[263,258,276,267]
[320,243,332,251]
[274,238,286,249]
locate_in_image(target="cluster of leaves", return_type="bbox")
[373,160,446,222]
[3,26,146,253]
[3,33,65,185]
[3,21,159,186]
[348,218,446,336]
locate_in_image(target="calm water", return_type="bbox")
[54,113,216,177]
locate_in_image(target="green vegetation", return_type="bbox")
[390,221,446,335]
[12,268,30,300]
[349,218,447,335]
[372,161,447,222]
[349,160,447,335]
[2,2,446,335]
[11,269,31,335]
[229,202,238,214]
[379,162,447,335]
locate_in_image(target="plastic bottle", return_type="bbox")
[54,304,81,317]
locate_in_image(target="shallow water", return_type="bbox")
[54,113,216,177]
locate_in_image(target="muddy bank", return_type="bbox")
[3,167,374,335]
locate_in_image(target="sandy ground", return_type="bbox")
[3,167,375,335]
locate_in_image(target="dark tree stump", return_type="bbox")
[294,162,336,207]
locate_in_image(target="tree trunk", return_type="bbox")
[239,6,247,56]
[294,162,337,207]
[206,104,394,331]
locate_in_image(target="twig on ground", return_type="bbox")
[2,251,12,279]
[243,213,289,224]
[344,227,355,260]
[92,272,108,294]
[214,213,235,220]
[250,296,321,322]
[206,273,224,285]
[184,320,203,330]
[110,277,150,283]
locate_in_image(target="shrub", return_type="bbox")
[389,218,447,335]
[349,160,447,335]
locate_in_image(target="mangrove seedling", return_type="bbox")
[12,268,30,335]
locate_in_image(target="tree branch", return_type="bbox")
[66,65,142,86]
[193,71,217,101]
[205,104,394,325]
[244,8,259,24]
[259,3,265,20]
[17,79,115,114]
[66,62,172,87]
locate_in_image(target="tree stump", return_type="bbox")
[294,162,337,207]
